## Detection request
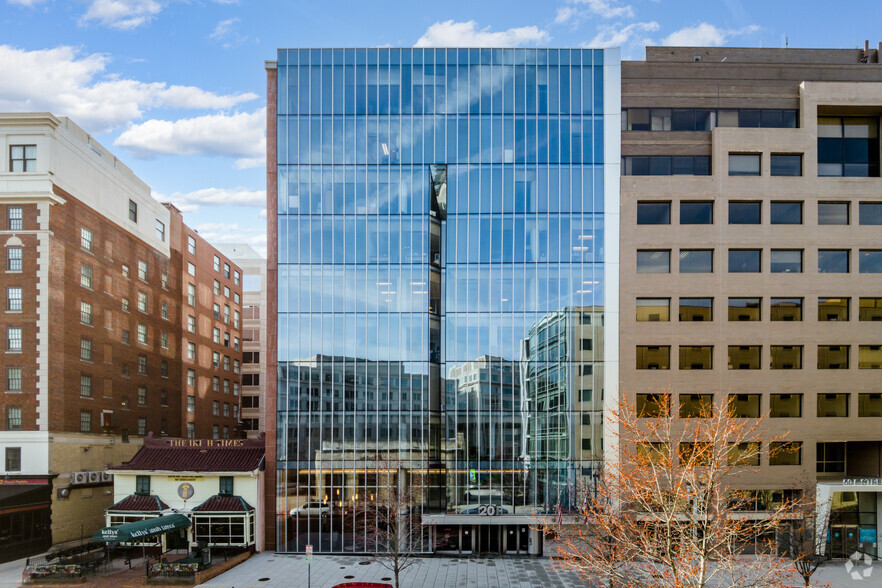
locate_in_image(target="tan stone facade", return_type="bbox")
[619,49,882,532]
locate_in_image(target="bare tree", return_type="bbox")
[354,461,424,588]
[779,480,831,587]
[543,393,800,588]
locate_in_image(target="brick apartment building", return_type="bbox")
[0,113,242,562]
[218,244,266,438]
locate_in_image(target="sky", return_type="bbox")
[1,0,880,257]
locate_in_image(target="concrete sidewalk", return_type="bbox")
[197,551,879,588]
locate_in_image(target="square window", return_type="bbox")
[728,394,761,418]
[728,345,760,369]
[137,324,147,344]
[187,370,196,387]
[817,393,849,417]
[137,260,147,281]
[818,250,849,273]
[7,287,22,311]
[819,297,850,321]
[729,201,761,224]
[233,271,240,286]
[729,249,761,272]
[155,219,165,242]
[7,247,22,272]
[679,298,712,321]
[213,255,221,272]
[679,249,713,273]
[770,154,802,176]
[137,386,146,405]
[188,262,196,276]
[859,298,882,322]
[188,235,196,254]
[729,153,761,176]
[137,355,147,375]
[859,250,882,273]
[187,342,196,360]
[636,298,669,321]
[769,442,802,466]
[679,346,713,370]
[770,250,802,273]
[770,298,802,321]
[770,394,802,418]
[770,201,803,224]
[770,345,802,369]
[10,145,36,172]
[637,250,670,273]
[818,202,849,225]
[859,393,882,417]
[7,207,23,230]
[214,280,221,296]
[128,200,138,222]
[680,201,713,224]
[859,345,882,369]
[137,291,147,312]
[818,345,849,369]
[728,298,761,321]
[188,316,196,333]
[636,201,671,224]
[636,345,670,370]
[860,202,882,225]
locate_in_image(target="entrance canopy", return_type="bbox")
[92,514,190,543]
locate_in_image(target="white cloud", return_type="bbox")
[662,23,760,47]
[80,0,162,30]
[587,21,659,48]
[8,0,46,6]
[158,187,266,212]
[414,20,549,48]
[114,110,265,164]
[258,209,267,219]
[0,45,257,134]
[554,7,579,25]
[234,156,264,170]
[575,0,634,19]
[210,17,248,48]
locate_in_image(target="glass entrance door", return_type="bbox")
[829,525,860,558]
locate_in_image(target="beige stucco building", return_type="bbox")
[618,45,882,558]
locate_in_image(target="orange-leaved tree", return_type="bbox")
[543,392,803,588]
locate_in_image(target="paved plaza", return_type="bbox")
[197,551,878,588]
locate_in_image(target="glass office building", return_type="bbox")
[271,47,620,554]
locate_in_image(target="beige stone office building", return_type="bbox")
[618,45,882,558]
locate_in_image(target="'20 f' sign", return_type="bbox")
[477,504,504,516]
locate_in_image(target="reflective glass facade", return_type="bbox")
[273,47,619,554]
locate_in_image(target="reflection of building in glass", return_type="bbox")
[267,47,620,555]
[519,307,603,508]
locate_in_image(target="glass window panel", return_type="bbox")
[818,202,848,225]
[818,249,849,273]
[636,346,670,370]
[770,346,802,369]
[770,394,802,418]
[729,201,761,224]
[729,154,760,176]
[728,394,761,418]
[818,297,849,321]
[728,346,761,369]
[770,298,802,321]
[679,249,713,273]
[859,250,882,273]
[817,393,849,416]
[859,298,882,322]
[859,346,882,369]
[728,298,761,321]
[770,154,802,176]
[770,201,802,224]
[636,298,670,322]
[680,201,712,224]
[679,298,712,322]
[818,345,849,369]
[728,249,761,272]
[770,249,802,273]
[859,203,882,225]
[637,250,670,273]
[636,201,670,224]
[679,346,713,370]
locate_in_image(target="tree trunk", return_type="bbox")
[394,567,400,588]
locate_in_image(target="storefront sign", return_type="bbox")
[843,478,882,487]
[168,439,244,448]
[169,476,204,482]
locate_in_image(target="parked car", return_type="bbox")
[289,501,330,517]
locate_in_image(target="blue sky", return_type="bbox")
[1,0,878,255]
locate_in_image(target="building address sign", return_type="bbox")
[842,478,882,486]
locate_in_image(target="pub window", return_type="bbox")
[219,476,234,496]
[135,475,150,495]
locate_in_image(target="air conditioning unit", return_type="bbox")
[71,472,89,485]
[88,471,102,484]
[102,472,114,483]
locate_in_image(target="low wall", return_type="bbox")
[193,551,252,585]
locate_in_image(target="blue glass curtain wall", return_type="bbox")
[275,47,608,554]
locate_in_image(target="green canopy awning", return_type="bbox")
[92,514,190,543]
